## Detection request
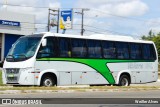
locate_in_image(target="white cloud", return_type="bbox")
[112,0,148,16]
[73,0,151,37]
[151,27,160,34]
[75,0,148,17]
[0,0,61,26]
[0,0,62,32]
[145,18,160,34]
[0,0,38,6]
[0,0,154,36]
[146,18,160,27]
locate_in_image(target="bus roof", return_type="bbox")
[38,32,154,44]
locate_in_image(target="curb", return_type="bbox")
[0,87,160,94]
[57,85,90,88]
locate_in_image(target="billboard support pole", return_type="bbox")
[48,8,59,33]
[57,9,60,33]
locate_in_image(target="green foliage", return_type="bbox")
[142,30,155,40]
[141,30,160,62]
[0,71,2,85]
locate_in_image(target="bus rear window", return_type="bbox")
[142,44,156,60]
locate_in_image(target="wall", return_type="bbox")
[4,34,22,58]
[0,10,35,35]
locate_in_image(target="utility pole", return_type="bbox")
[48,8,60,33]
[48,8,50,32]
[75,8,89,36]
[81,9,84,36]
[48,8,89,34]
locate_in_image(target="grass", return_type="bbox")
[0,71,2,85]
[158,64,160,78]
[0,86,160,91]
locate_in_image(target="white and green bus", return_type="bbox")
[2,32,158,86]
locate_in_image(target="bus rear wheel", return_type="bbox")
[118,75,130,86]
[41,75,56,87]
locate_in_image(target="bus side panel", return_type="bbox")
[107,62,157,84]
[35,60,109,86]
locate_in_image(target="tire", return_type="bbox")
[118,75,130,86]
[41,75,55,87]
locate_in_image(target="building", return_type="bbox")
[0,10,35,63]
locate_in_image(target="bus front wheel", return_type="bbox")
[118,75,130,86]
[41,75,56,87]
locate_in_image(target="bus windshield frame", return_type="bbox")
[6,35,43,62]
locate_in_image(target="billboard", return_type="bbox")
[60,10,73,29]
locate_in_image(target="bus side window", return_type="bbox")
[102,41,116,59]
[37,37,55,58]
[116,42,129,59]
[71,39,87,58]
[87,40,102,58]
[130,43,141,60]
[58,38,71,57]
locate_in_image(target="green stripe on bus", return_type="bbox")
[36,58,155,84]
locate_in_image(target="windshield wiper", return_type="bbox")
[7,55,14,59]
[14,54,27,59]
[6,55,15,61]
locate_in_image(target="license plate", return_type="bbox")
[8,74,14,77]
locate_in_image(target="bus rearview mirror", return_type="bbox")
[42,39,47,47]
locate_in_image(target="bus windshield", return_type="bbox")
[6,35,42,62]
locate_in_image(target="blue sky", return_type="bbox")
[142,0,160,18]
[0,0,160,38]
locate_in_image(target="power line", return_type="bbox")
[21,21,47,25]
[56,24,137,36]
[1,3,160,27]
[0,3,152,36]
[0,3,85,10]
[56,24,136,36]
[4,21,137,36]
[1,3,160,25]
[83,24,137,37]
[92,9,160,24]
[85,29,103,34]
[0,3,49,9]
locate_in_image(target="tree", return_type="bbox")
[142,30,155,40]
[152,35,160,62]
